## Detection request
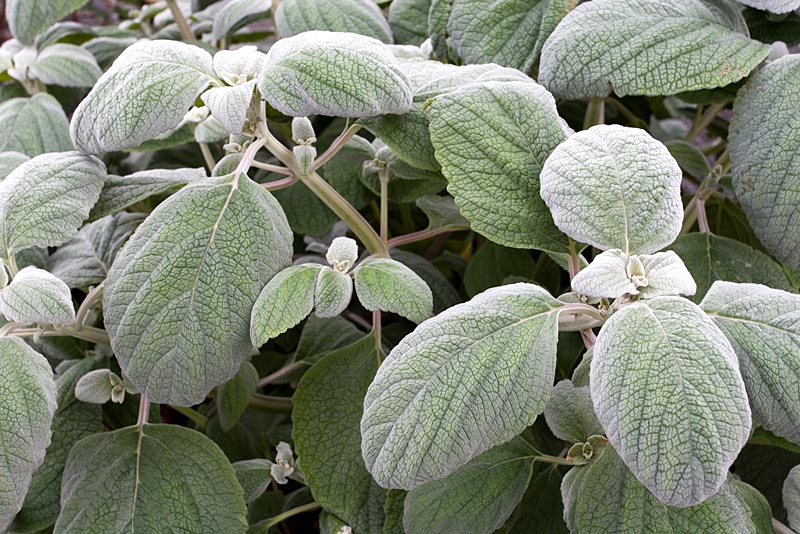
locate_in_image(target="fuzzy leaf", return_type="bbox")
[232,459,271,503]
[361,283,563,489]
[74,369,118,405]
[104,175,292,406]
[217,361,259,432]
[6,0,89,44]
[55,424,248,533]
[354,258,432,324]
[0,152,29,181]
[258,31,413,118]
[701,282,800,445]
[0,337,57,531]
[541,125,683,254]
[47,212,144,289]
[591,297,751,506]
[388,0,432,45]
[736,0,800,13]
[0,266,74,325]
[250,264,323,346]
[201,81,255,135]
[426,80,572,251]
[275,0,393,43]
[539,0,771,99]
[544,380,603,443]
[786,465,800,531]
[0,151,106,259]
[403,438,537,534]
[294,334,388,533]
[314,267,353,318]
[211,0,269,41]
[29,43,102,87]
[70,40,216,154]
[729,54,800,269]
[0,94,72,156]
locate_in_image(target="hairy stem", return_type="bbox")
[74,282,104,331]
[313,123,361,170]
[583,98,605,130]
[137,395,151,426]
[379,166,389,242]
[387,227,462,248]
[251,160,293,174]
[567,239,581,281]
[9,325,110,345]
[249,394,293,413]
[773,519,795,534]
[262,176,297,191]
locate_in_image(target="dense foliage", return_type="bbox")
[0,0,799,532]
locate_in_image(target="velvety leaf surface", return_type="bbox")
[314,267,353,318]
[0,266,74,325]
[217,361,259,432]
[104,175,292,406]
[427,80,572,251]
[0,152,29,181]
[202,82,255,135]
[6,0,88,44]
[729,54,800,269]
[539,0,770,99]
[275,0,393,43]
[701,282,800,445]
[354,258,433,324]
[55,424,248,533]
[294,335,387,534]
[541,125,683,254]
[735,0,800,13]
[0,94,72,157]
[544,380,603,443]
[232,459,271,504]
[361,283,562,489]
[403,438,537,534]
[387,0,431,45]
[496,465,568,534]
[786,465,800,531]
[211,0,269,41]
[29,43,102,87]
[591,297,751,506]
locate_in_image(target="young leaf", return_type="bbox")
[251,264,324,346]
[700,282,800,445]
[211,0,269,41]
[232,459,272,503]
[74,369,125,404]
[70,40,217,154]
[0,151,106,259]
[217,361,259,432]
[541,125,683,255]
[0,94,72,156]
[275,0,393,43]
[28,43,102,87]
[403,438,537,534]
[314,267,353,318]
[0,337,57,531]
[388,0,432,45]
[539,0,771,99]
[729,54,800,269]
[669,233,795,302]
[361,283,563,489]
[294,334,388,533]
[354,258,433,324]
[562,444,772,533]
[104,175,292,406]
[0,266,75,325]
[258,31,413,118]
[47,212,144,289]
[201,82,255,135]
[786,465,800,531]
[5,0,89,44]
[591,297,751,506]
[55,424,248,533]
[544,380,603,444]
[426,80,572,251]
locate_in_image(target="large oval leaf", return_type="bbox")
[729,54,800,269]
[539,0,770,99]
[361,283,563,489]
[275,0,393,43]
[0,94,72,156]
[6,0,88,44]
[426,80,572,251]
[70,40,216,154]
[562,444,772,533]
[0,337,57,531]
[0,151,106,259]
[541,125,683,254]
[0,266,74,325]
[55,424,248,533]
[701,282,800,446]
[104,175,292,406]
[258,31,413,118]
[591,297,751,506]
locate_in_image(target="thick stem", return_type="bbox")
[166,0,194,41]
[9,325,110,345]
[262,176,297,191]
[567,239,581,281]
[696,198,710,234]
[137,395,151,426]
[251,161,292,175]
[373,310,382,349]
[264,502,322,528]
[773,519,795,534]
[583,98,605,130]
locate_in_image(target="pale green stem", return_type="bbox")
[263,502,321,528]
[249,394,293,413]
[379,166,389,242]
[387,227,463,248]
[251,160,292,174]
[257,361,305,388]
[74,282,104,331]
[684,102,726,142]
[583,98,605,130]
[567,239,581,281]
[166,0,194,41]
[137,395,151,426]
[198,143,216,172]
[9,325,110,345]
[773,519,795,534]
[169,405,208,429]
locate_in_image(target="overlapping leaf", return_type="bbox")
[275,0,393,43]
[0,266,74,325]
[0,94,72,156]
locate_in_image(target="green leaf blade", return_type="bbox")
[275,0,393,43]
[0,266,75,325]
[0,94,73,156]
[354,258,432,324]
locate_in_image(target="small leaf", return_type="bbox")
[361,283,563,489]
[730,54,800,269]
[275,0,393,43]
[55,424,248,533]
[211,0,269,41]
[6,0,88,44]
[785,465,800,531]
[232,459,272,503]
[354,257,432,323]
[104,175,292,406]
[544,380,603,443]
[0,94,72,156]
[0,337,57,531]
[539,0,770,99]
[202,81,255,135]
[665,140,712,177]
[250,264,323,346]
[217,361,259,432]
[28,43,102,87]
[74,369,119,404]
[403,438,537,534]
[0,266,74,324]
[294,334,388,533]
[427,79,572,251]
[258,31,413,118]
[326,236,359,272]
[591,297,751,506]
[541,125,683,254]
[0,151,106,259]
[701,282,800,445]
[315,267,353,318]
[47,212,144,288]
[70,40,216,154]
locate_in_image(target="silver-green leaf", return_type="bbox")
[785,465,800,532]
[275,0,393,43]
[6,0,89,44]
[541,125,683,254]
[544,380,603,444]
[354,257,432,324]
[735,0,800,14]
[314,267,353,318]
[361,283,563,489]
[211,0,269,41]
[591,297,751,506]
[0,266,74,325]
[28,43,102,87]
[0,94,72,156]
[104,175,292,406]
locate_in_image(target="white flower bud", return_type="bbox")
[326,237,358,273]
